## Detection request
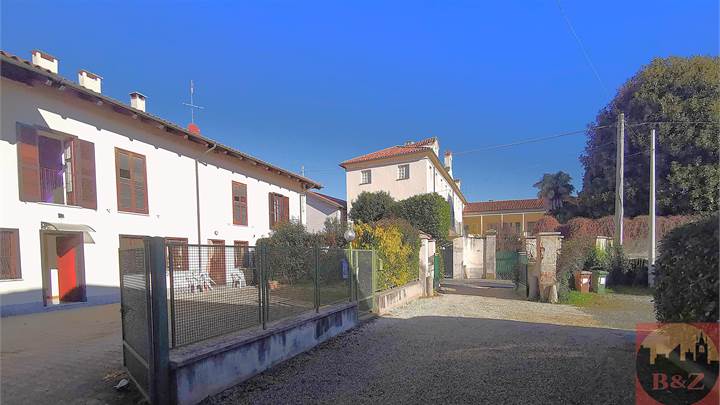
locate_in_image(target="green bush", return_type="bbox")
[349,191,395,223]
[604,245,631,286]
[393,193,451,242]
[556,236,594,302]
[654,214,719,322]
[353,217,420,290]
[320,217,348,248]
[258,220,318,284]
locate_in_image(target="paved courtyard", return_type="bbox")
[205,279,647,404]
[0,304,139,405]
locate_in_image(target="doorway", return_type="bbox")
[208,239,226,286]
[42,232,86,305]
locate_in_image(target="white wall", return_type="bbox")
[0,78,307,315]
[345,155,429,211]
[306,194,343,233]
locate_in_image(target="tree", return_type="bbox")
[320,216,348,248]
[349,191,395,223]
[533,171,575,210]
[392,193,451,241]
[579,56,720,218]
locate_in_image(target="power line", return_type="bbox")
[555,0,609,98]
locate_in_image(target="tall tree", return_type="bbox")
[534,171,575,210]
[579,56,720,218]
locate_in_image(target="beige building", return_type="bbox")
[339,137,467,235]
[305,192,346,233]
[463,198,547,235]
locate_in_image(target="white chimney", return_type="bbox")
[78,70,102,93]
[130,92,146,112]
[444,150,453,176]
[454,178,461,189]
[31,50,58,74]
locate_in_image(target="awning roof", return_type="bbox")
[41,222,96,243]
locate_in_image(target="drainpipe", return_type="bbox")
[195,143,217,245]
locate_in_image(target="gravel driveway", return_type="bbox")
[205,280,639,404]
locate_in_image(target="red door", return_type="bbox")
[209,239,226,286]
[56,234,84,302]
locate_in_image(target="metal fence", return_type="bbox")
[167,243,370,348]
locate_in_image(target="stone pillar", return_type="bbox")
[483,230,497,280]
[536,232,563,303]
[452,237,464,279]
[525,236,539,299]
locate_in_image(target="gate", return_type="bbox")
[495,251,519,280]
[440,244,453,278]
[516,252,529,297]
[352,249,377,314]
[118,237,170,404]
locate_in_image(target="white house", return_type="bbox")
[305,192,346,233]
[0,49,320,316]
[340,137,466,236]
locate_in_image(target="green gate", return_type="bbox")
[495,251,519,281]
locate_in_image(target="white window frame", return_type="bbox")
[360,170,372,184]
[397,164,410,180]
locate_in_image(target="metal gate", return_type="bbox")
[496,251,519,280]
[516,252,529,297]
[352,249,377,314]
[440,244,453,278]
[118,237,170,404]
[119,240,152,401]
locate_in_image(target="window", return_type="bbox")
[234,240,249,268]
[269,192,290,229]
[16,124,96,208]
[166,237,189,272]
[232,181,248,225]
[115,148,148,214]
[397,164,410,180]
[0,229,21,280]
[360,170,371,184]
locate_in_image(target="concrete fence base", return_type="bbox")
[169,302,358,405]
[374,280,423,315]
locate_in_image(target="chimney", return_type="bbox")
[187,122,200,135]
[454,178,461,189]
[404,140,413,146]
[78,70,102,93]
[444,150,453,176]
[31,50,58,74]
[129,92,146,112]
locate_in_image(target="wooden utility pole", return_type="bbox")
[614,113,625,245]
[648,128,656,285]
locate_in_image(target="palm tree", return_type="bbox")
[533,171,575,210]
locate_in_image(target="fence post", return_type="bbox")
[260,244,268,329]
[147,237,170,405]
[314,246,320,312]
[167,246,177,349]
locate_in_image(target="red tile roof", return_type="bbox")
[339,137,437,167]
[464,198,546,213]
[308,191,346,209]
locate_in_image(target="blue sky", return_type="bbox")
[2,1,717,202]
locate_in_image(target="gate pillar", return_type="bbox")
[534,232,563,303]
[483,230,497,279]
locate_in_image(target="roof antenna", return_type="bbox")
[182,80,204,134]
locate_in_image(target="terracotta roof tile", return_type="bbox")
[340,137,436,167]
[464,198,546,213]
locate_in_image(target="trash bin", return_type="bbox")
[592,270,609,294]
[573,271,592,293]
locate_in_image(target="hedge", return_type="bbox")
[353,218,420,290]
[654,214,719,322]
[393,193,451,242]
[349,191,395,224]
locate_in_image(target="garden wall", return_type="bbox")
[374,280,423,315]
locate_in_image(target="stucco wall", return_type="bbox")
[0,78,307,315]
[345,155,429,211]
[463,236,484,279]
[305,194,342,233]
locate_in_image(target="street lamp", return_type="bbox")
[344,225,356,243]
[344,221,356,301]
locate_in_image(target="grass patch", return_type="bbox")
[606,285,653,296]
[566,286,653,309]
[566,291,598,307]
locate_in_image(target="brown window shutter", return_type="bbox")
[16,125,41,202]
[232,182,248,225]
[132,155,147,213]
[73,139,97,209]
[0,229,21,280]
[281,195,290,223]
[116,150,133,211]
[269,193,275,229]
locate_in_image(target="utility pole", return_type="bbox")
[648,128,656,286]
[614,113,625,245]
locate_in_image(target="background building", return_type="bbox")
[305,191,346,233]
[463,198,547,235]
